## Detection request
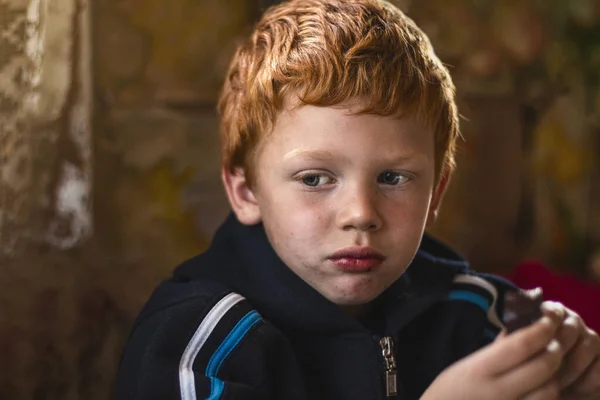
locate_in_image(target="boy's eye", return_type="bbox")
[300,174,332,187]
[378,171,407,185]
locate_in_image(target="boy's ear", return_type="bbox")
[221,166,262,225]
[426,169,452,226]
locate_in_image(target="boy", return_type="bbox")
[116,0,600,399]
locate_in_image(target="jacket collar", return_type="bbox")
[176,214,470,335]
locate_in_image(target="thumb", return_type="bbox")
[495,329,507,341]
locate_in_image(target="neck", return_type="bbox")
[339,302,373,324]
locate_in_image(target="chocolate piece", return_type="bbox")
[502,287,544,333]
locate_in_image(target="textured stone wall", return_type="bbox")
[0,0,93,255]
[93,0,255,269]
[0,0,31,253]
[407,0,600,276]
[0,0,257,398]
[0,0,100,398]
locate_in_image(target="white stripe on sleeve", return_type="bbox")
[179,292,245,400]
[453,274,503,329]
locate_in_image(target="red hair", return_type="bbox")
[218,0,459,182]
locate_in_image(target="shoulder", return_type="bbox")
[445,271,517,334]
[117,279,268,399]
[125,278,266,360]
[133,278,242,327]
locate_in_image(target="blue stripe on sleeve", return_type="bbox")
[206,310,262,399]
[208,377,225,400]
[447,290,490,312]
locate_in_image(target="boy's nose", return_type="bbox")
[336,187,382,232]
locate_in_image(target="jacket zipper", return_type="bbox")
[379,336,398,397]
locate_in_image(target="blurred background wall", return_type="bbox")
[0,0,598,398]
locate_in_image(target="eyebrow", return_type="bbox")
[283,149,426,165]
[283,149,336,162]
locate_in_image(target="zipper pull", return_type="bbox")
[379,336,398,397]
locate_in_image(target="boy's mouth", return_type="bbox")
[327,247,386,272]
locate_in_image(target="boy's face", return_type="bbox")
[223,99,448,312]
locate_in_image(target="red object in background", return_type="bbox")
[507,261,600,334]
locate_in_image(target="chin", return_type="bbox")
[324,277,388,305]
[328,290,382,306]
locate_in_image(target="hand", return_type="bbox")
[421,305,566,400]
[546,302,600,399]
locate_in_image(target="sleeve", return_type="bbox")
[448,273,518,343]
[115,292,271,400]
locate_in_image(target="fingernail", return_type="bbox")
[525,287,543,298]
[542,301,565,319]
[546,339,561,353]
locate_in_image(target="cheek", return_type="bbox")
[279,212,328,241]
[384,199,431,235]
[272,192,331,222]
[265,210,329,255]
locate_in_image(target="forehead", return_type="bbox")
[266,101,433,152]
[245,103,436,174]
[277,94,426,126]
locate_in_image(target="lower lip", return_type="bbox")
[329,257,383,272]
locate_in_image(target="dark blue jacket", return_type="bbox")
[116,214,515,399]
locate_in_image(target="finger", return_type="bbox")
[494,329,507,341]
[540,301,567,321]
[498,339,563,397]
[562,326,600,396]
[478,314,562,375]
[559,327,598,389]
[567,356,600,397]
[556,309,584,357]
[519,379,560,400]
